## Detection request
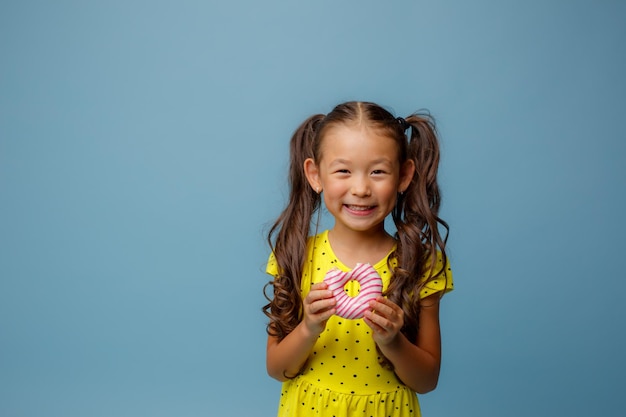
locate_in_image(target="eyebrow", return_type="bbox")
[328,158,350,167]
[328,158,393,167]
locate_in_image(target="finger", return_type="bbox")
[369,300,396,319]
[309,297,336,314]
[363,310,391,330]
[362,314,383,332]
[372,297,405,321]
[305,289,334,304]
[372,296,402,312]
[317,307,336,321]
[310,282,328,291]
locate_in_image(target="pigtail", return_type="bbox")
[405,112,449,272]
[388,112,449,344]
[263,114,325,341]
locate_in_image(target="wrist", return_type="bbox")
[298,320,322,342]
[377,332,407,357]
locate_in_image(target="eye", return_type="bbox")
[371,169,387,175]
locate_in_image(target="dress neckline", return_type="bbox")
[318,229,396,272]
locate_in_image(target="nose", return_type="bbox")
[351,175,371,197]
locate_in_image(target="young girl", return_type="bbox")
[263,101,453,416]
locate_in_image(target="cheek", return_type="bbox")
[381,182,397,194]
[377,183,400,204]
[385,192,398,207]
[322,183,344,200]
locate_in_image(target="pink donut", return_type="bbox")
[323,263,383,319]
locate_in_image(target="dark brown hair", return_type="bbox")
[263,101,449,352]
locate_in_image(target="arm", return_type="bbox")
[363,294,442,393]
[266,282,336,381]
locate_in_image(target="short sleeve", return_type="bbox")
[418,253,454,299]
[266,252,279,278]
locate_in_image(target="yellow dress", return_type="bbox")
[266,230,453,417]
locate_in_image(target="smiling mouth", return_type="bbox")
[344,204,375,212]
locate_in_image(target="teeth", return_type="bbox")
[347,205,372,211]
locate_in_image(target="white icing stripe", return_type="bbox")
[323,263,383,320]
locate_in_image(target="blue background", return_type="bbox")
[1,1,625,416]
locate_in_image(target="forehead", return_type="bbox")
[319,123,400,161]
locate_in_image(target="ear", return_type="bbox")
[304,158,322,193]
[398,160,415,193]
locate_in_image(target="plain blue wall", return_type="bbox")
[1,1,625,416]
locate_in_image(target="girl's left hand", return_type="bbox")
[363,297,404,346]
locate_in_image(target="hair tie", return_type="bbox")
[396,117,410,131]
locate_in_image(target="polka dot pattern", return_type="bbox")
[266,230,454,417]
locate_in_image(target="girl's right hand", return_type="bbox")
[266,282,337,381]
[303,282,336,336]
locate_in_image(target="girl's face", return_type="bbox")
[304,123,414,237]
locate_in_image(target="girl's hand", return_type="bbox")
[266,282,336,381]
[302,282,336,337]
[363,297,404,346]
